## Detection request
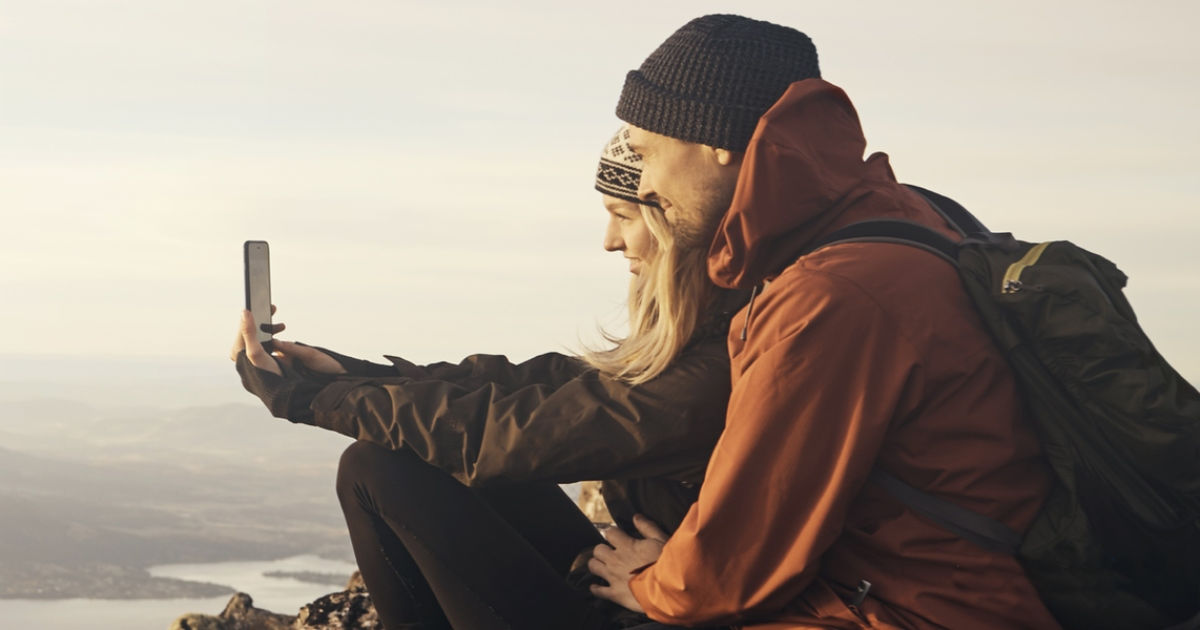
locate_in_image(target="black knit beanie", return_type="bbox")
[616,14,820,151]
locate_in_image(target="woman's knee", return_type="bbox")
[336,440,392,504]
[335,440,437,508]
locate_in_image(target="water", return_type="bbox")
[0,555,359,630]
[148,554,358,613]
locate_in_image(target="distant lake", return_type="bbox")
[149,554,358,613]
[0,555,358,630]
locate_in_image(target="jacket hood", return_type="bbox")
[707,79,908,289]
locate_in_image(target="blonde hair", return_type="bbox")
[582,203,715,384]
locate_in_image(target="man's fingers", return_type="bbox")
[264,322,286,334]
[270,304,278,315]
[632,514,669,542]
[586,541,647,614]
[591,543,615,563]
[589,583,615,601]
[587,557,614,581]
[602,526,635,548]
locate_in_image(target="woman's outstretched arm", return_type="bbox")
[234,312,731,487]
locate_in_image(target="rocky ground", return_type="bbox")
[171,572,378,630]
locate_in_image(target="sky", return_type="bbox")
[1,0,1198,382]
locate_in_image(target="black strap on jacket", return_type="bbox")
[869,469,1022,555]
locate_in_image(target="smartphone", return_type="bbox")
[243,240,273,348]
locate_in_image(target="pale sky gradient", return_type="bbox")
[2,1,1198,381]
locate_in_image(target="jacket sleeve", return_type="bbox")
[375,351,592,390]
[300,341,731,486]
[628,270,920,625]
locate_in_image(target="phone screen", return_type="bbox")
[243,241,273,345]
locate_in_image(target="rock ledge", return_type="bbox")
[170,572,380,630]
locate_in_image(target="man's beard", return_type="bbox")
[670,177,736,252]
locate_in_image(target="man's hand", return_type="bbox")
[587,514,668,613]
[230,307,347,376]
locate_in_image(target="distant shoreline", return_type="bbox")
[262,569,351,587]
[0,563,234,600]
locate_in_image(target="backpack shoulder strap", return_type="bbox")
[807,184,986,260]
[807,218,959,265]
[904,184,990,236]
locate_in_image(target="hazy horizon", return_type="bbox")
[2,0,1197,384]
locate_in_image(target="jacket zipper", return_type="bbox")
[739,283,762,341]
[847,579,872,623]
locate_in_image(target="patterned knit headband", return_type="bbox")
[594,125,644,204]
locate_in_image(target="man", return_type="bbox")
[587,14,1061,630]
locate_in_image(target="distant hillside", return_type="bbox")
[0,395,358,599]
[0,439,351,559]
[0,354,246,408]
[0,396,350,463]
[0,492,310,566]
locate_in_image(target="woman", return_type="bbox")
[232,127,741,629]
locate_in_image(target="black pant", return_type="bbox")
[337,440,654,630]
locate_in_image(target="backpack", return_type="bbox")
[810,185,1200,630]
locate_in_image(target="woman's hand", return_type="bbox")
[272,339,347,375]
[587,514,668,613]
[231,308,284,375]
[229,307,347,376]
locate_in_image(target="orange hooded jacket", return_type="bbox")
[627,79,1062,630]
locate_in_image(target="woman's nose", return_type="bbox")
[603,220,624,252]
